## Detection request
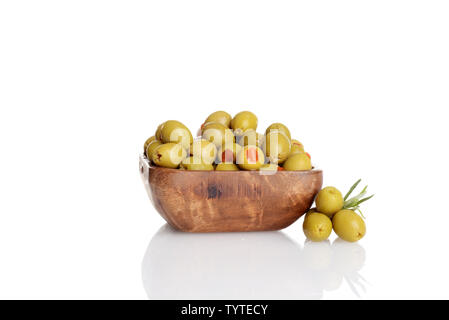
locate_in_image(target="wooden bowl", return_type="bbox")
[139,155,323,233]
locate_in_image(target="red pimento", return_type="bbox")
[277,166,284,171]
[306,152,311,159]
[245,148,259,163]
[221,149,234,163]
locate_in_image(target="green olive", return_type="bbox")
[152,143,187,168]
[155,122,165,140]
[259,163,279,172]
[181,156,214,171]
[315,187,344,216]
[332,210,366,242]
[145,140,163,161]
[231,111,258,136]
[305,207,318,218]
[202,122,235,147]
[305,207,334,220]
[265,123,291,140]
[216,143,242,164]
[205,111,232,128]
[215,163,239,171]
[236,145,265,170]
[263,131,291,164]
[290,139,305,155]
[190,139,217,164]
[283,153,312,171]
[160,120,193,149]
[303,212,333,242]
[237,130,265,148]
[144,136,156,155]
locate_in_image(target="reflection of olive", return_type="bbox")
[333,210,366,242]
[332,238,366,272]
[152,143,187,168]
[321,270,344,292]
[302,240,332,271]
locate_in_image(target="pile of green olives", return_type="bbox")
[143,111,313,171]
[303,181,373,243]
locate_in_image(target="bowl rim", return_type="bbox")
[140,154,322,174]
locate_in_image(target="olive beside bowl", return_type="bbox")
[139,154,323,233]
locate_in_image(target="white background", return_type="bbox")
[1,0,448,299]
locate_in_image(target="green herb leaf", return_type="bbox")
[344,179,361,201]
[360,185,368,195]
[355,194,374,206]
[344,190,367,208]
[356,208,366,219]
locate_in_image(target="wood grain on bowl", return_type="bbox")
[139,155,323,232]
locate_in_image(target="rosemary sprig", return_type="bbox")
[344,179,361,201]
[356,194,375,206]
[342,179,374,218]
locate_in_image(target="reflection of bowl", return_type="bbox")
[142,225,367,299]
[139,155,323,232]
[142,224,322,299]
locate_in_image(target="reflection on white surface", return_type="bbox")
[142,224,366,299]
